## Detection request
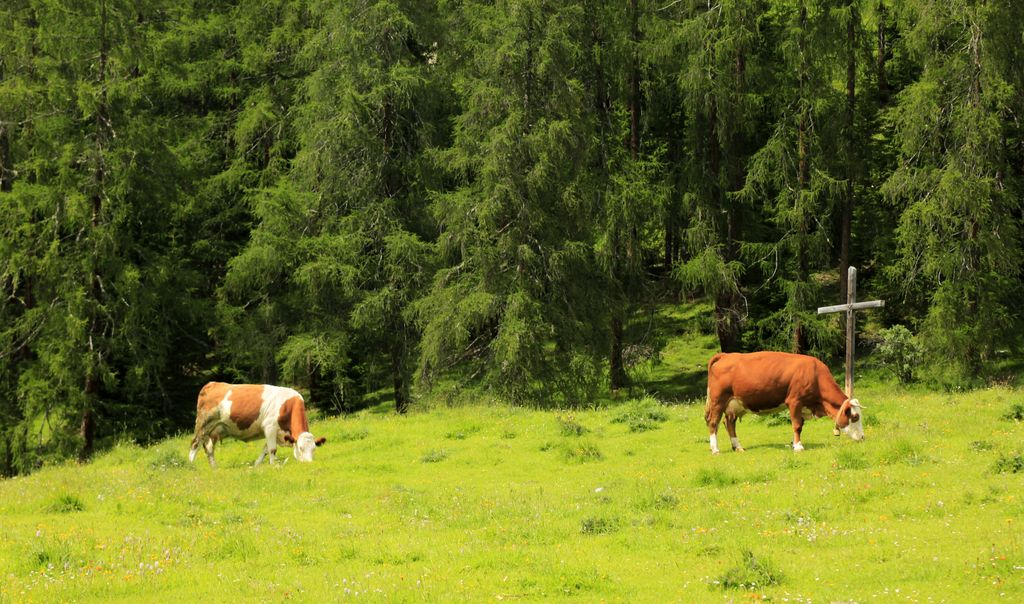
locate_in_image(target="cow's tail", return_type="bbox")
[704,353,726,423]
[189,383,216,456]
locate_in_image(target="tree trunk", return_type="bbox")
[0,54,10,193]
[840,0,856,303]
[392,335,409,414]
[877,1,890,106]
[610,0,641,390]
[793,0,810,354]
[610,314,628,389]
[628,0,640,160]
[81,0,110,462]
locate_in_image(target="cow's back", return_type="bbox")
[195,382,285,440]
[709,352,820,410]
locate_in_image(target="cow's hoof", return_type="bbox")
[792,444,804,452]
[733,447,745,453]
[711,449,720,455]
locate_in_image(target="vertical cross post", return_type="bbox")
[817,267,885,398]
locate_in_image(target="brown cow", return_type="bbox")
[188,382,326,467]
[705,352,865,453]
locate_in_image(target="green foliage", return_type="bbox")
[876,325,923,384]
[716,550,784,591]
[992,453,1024,475]
[1002,403,1024,423]
[692,468,738,488]
[47,494,85,514]
[557,415,589,437]
[420,449,448,463]
[612,396,669,432]
[2,0,1024,474]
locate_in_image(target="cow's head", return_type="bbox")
[284,432,327,462]
[833,398,865,441]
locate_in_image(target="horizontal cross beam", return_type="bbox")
[816,299,885,315]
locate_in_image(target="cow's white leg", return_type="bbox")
[203,436,217,468]
[725,412,744,452]
[260,427,278,465]
[706,396,724,455]
[789,400,805,452]
[255,444,268,466]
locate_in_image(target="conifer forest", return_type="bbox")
[1,0,1022,474]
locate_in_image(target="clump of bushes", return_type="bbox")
[562,442,603,463]
[421,449,448,463]
[47,493,85,513]
[580,516,618,535]
[876,325,923,384]
[992,453,1024,474]
[692,468,737,488]
[557,415,589,437]
[1002,403,1024,422]
[715,550,783,590]
[612,396,669,433]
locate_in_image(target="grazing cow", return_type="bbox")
[188,382,326,467]
[705,351,865,453]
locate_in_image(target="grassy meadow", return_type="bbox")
[2,306,1023,602]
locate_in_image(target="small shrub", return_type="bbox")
[876,325,923,384]
[338,427,370,441]
[612,397,669,432]
[654,489,679,509]
[833,448,869,470]
[757,411,791,427]
[992,453,1024,474]
[557,415,588,437]
[716,550,783,590]
[1001,403,1024,422]
[878,439,926,466]
[692,468,737,487]
[421,449,448,463]
[445,425,480,440]
[562,442,603,463]
[580,516,618,535]
[47,493,85,513]
[149,449,190,470]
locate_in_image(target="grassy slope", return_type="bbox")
[2,306,1023,603]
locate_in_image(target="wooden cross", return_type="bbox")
[817,267,885,398]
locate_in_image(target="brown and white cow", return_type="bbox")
[188,382,326,467]
[705,351,865,453]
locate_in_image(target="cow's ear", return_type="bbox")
[314,437,326,447]
[283,434,296,444]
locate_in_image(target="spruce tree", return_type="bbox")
[419,0,605,404]
[883,0,1023,371]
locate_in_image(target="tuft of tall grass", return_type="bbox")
[611,396,669,432]
[47,493,85,513]
[557,415,589,437]
[715,550,783,590]
[992,453,1024,474]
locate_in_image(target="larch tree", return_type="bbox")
[418,0,605,405]
[883,0,1023,373]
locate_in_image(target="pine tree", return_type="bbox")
[0,0,207,463]
[883,0,1023,372]
[667,0,768,352]
[419,0,605,404]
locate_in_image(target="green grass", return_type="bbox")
[2,382,1023,602]
[2,301,1024,601]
